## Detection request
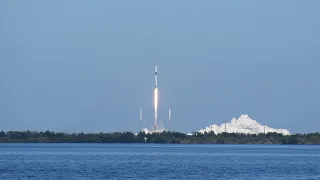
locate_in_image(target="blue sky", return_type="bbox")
[0,1,319,133]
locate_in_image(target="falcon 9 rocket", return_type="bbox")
[154,66,158,131]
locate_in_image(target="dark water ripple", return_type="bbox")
[0,144,319,180]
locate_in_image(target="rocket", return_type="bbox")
[168,108,171,130]
[154,66,158,131]
[155,66,158,88]
[140,108,143,123]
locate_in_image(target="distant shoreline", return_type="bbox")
[0,131,319,144]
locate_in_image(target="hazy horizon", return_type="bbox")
[1,1,319,133]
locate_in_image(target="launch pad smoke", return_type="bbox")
[197,114,290,135]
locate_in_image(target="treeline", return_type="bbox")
[0,130,319,144]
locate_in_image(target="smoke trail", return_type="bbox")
[154,87,158,130]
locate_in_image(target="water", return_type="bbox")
[0,144,319,180]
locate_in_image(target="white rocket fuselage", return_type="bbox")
[154,66,158,131]
[168,108,171,130]
[155,66,158,87]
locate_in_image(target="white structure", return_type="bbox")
[140,108,143,124]
[154,66,158,131]
[168,108,171,130]
[198,114,290,135]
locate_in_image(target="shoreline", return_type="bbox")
[0,131,319,145]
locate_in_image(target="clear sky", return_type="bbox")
[1,1,319,133]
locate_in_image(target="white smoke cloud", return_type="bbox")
[140,128,166,134]
[197,114,290,135]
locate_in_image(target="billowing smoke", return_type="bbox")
[197,114,290,135]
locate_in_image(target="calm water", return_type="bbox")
[0,144,319,180]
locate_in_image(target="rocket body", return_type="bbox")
[154,66,158,131]
[168,108,171,131]
[155,66,158,87]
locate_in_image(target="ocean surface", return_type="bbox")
[0,144,319,180]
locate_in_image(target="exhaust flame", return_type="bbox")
[154,87,158,130]
[154,87,158,110]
